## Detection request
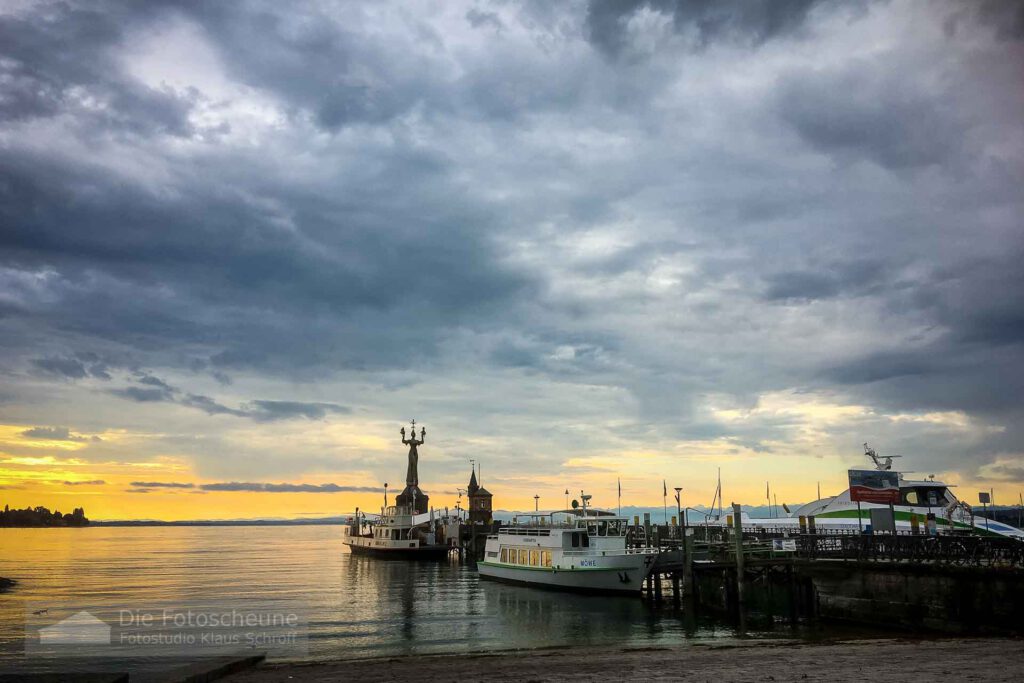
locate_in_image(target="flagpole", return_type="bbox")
[663,479,668,525]
[718,468,723,521]
[617,477,622,516]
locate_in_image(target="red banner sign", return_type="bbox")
[848,469,901,505]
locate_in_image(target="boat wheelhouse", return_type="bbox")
[478,508,658,595]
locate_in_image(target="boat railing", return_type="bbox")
[498,527,554,536]
[561,547,658,557]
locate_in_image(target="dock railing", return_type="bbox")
[632,524,1024,570]
[795,532,1024,568]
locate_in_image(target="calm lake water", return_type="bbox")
[0,525,846,676]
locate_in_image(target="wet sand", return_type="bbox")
[226,637,1024,682]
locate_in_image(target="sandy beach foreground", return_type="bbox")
[226,637,1024,683]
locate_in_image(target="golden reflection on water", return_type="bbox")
[1,525,741,667]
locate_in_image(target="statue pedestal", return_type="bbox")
[396,485,429,514]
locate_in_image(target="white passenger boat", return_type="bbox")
[341,420,457,560]
[724,444,1024,541]
[477,504,659,595]
[342,504,453,560]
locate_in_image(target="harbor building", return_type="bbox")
[467,465,492,525]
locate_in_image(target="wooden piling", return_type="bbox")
[682,532,694,594]
[732,502,745,607]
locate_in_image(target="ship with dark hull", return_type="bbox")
[342,420,454,559]
[343,504,452,560]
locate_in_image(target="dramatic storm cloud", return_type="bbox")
[0,0,1021,518]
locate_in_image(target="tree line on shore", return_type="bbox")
[0,504,89,527]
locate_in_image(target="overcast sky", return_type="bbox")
[1,1,1022,519]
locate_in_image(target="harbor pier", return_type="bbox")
[632,520,1024,633]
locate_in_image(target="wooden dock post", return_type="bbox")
[732,502,745,608]
[682,531,694,595]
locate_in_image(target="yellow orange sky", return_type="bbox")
[2,408,1018,521]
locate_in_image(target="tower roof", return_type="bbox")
[468,466,479,494]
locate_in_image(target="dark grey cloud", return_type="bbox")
[110,386,174,403]
[179,393,246,417]
[586,0,833,56]
[104,373,346,421]
[31,356,88,380]
[980,464,1024,482]
[0,0,1022,490]
[198,482,381,493]
[30,354,113,381]
[947,1,1024,42]
[129,481,193,489]
[242,401,351,422]
[62,480,105,486]
[0,2,195,134]
[775,65,965,170]
[136,373,174,390]
[466,8,504,32]
[762,260,889,302]
[21,426,84,441]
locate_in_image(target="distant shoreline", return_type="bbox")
[90,518,348,527]
[0,518,349,527]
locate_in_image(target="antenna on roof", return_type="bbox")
[865,442,902,471]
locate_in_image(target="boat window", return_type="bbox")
[588,523,598,536]
[598,521,608,537]
[500,548,508,563]
[927,490,940,506]
[581,533,590,548]
[571,532,580,548]
[518,549,528,565]
[530,550,539,566]
[903,490,919,505]
[541,551,551,567]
